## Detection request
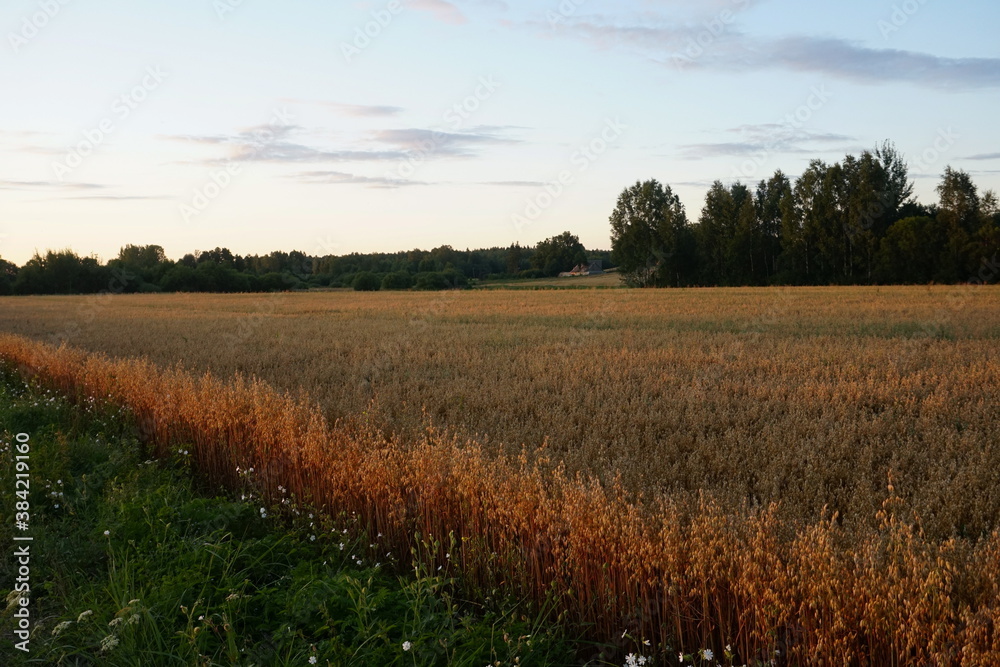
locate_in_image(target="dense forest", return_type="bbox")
[0,232,606,295]
[610,144,999,288]
[2,143,997,295]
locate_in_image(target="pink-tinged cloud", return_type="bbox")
[410,0,467,25]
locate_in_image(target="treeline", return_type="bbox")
[0,233,611,295]
[6,140,997,295]
[611,142,1000,287]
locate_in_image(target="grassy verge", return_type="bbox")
[474,274,624,289]
[0,366,586,666]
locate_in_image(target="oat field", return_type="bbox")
[2,286,1000,663]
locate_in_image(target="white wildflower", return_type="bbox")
[402,640,412,651]
[52,620,73,636]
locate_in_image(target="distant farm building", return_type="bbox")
[559,260,604,277]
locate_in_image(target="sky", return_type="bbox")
[1,0,999,265]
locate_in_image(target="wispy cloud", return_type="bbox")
[673,179,722,188]
[0,129,53,140]
[964,152,1000,161]
[411,0,467,25]
[545,16,1000,90]
[478,180,546,187]
[291,170,424,188]
[233,143,407,163]
[62,195,171,201]
[751,37,1000,90]
[679,124,853,160]
[0,179,104,191]
[373,127,518,156]
[12,145,65,155]
[164,123,299,148]
[290,172,547,190]
[0,130,65,156]
[283,99,405,117]
[164,125,406,164]
[164,122,519,169]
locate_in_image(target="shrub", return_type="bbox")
[352,272,381,291]
[414,272,449,290]
[381,271,414,290]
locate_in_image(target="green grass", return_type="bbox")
[0,366,592,666]
[475,273,624,290]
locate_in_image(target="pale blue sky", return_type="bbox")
[2,0,999,264]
